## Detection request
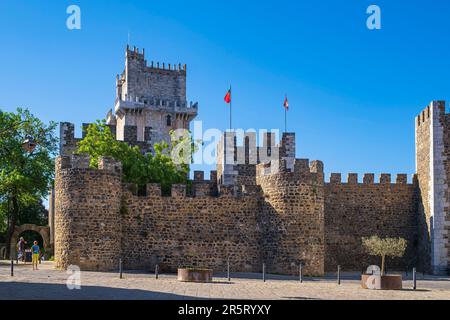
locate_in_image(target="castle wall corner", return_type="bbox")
[54,155,122,271]
[416,100,450,274]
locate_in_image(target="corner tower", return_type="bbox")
[415,100,450,274]
[256,158,325,276]
[106,46,198,152]
[54,155,123,271]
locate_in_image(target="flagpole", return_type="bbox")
[285,106,287,133]
[230,85,232,131]
[284,94,287,133]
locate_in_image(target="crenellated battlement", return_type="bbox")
[59,122,82,156]
[415,100,446,127]
[58,158,258,199]
[81,122,117,139]
[126,45,187,74]
[326,173,417,185]
[56,155,122,175]
[122,179,260,199]
[217,131,296,186]
[256,158,324,180]
[216,131,281,166]
[114,97,198,110]
[60,122,152,154]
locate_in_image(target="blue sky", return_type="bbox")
[1,0,449,183]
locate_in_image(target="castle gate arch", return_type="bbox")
[10,224,51,258]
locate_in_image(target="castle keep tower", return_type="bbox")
[106,46,198,152]
[415,101,450,274]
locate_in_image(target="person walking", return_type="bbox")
[31,241,40,271]
[17,237,27,263]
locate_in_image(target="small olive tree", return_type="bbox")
[362,236,407,275]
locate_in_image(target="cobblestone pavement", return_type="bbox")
[1,261,449,300]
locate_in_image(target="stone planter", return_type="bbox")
[361,274,403,290]
[177,268,213,283]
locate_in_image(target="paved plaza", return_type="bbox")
[0,261,449,300]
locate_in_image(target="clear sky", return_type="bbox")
[1,0,449,183]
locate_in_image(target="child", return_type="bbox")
[31,241,40,271]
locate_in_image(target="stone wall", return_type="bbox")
[415,104,433,272]
[121,183,263,273]
[54,154,327,276]
[439,110,450,273]
[54,155,123,271]
[123,47,186,103]
[256,159,325,276]
[55,158,427,275]
[415,101,450,274]
[324,173,419,272]
[60,122,123,156]
[61,121,154,155]
[60,122,81,156]
[217,132,287,186]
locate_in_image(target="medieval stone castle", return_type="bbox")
[50,46,450,275]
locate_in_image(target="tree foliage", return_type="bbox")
[17,200,48,226]
[362,236,407,275]
[0,108,57,255]
[76,121,195,194]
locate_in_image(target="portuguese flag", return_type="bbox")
[224,88,231,104]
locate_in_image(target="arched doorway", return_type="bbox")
[10,224,51,259]
[18,230,44,250]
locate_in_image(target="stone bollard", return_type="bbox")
[155,264,159,280]
[119,258,123,279]
[227,259,230,282]
[299,263,303,283]
[337,265,341,285]
[262,263,266,282]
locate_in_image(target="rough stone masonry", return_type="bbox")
[51,46,450,275]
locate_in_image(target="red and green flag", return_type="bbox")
[224,88,231,104]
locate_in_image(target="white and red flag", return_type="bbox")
[283,95,289,111]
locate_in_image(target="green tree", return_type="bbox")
[362,236,407,275]
[17,200,48,226]
[77,121,194,195]
[0,108,57,258]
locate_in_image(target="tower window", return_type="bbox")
[166,115,172,126]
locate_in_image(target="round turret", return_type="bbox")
[54,155,122,271]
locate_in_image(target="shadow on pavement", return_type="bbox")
[283,296,322,300]
[399,288,431,292]
[1,282,201,300]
